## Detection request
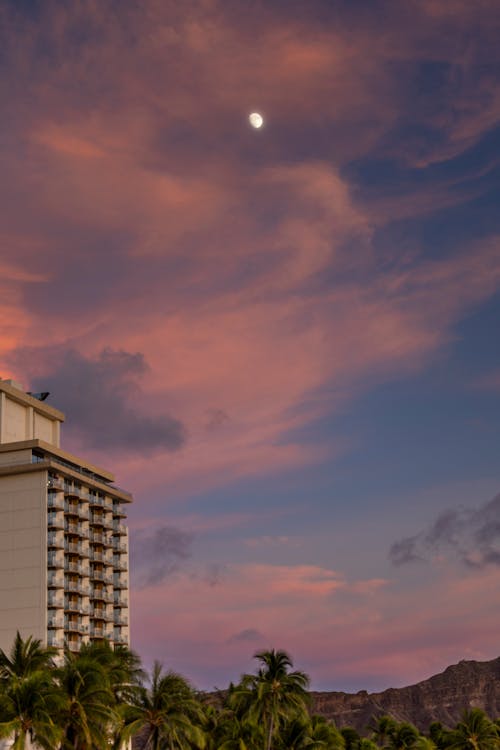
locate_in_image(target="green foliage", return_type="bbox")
[0,633,499,750]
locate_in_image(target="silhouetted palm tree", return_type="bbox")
[446,709,499,750]
[0,633,61,750]
[120,661,206,750]
[230,649,310,750]
[55,648,116,750]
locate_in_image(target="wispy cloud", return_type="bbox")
[389,495,500,569]
[9,346,185,455]
[131,524,194,587]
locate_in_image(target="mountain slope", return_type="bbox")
[311,657,500,732]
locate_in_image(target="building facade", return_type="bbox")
[0,377,131,654]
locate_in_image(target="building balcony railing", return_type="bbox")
[113,578,128,589]
[112,504,127,518]
[65,522,80,535]
[48,514,65,529]
[114,614,128,626]
[113,559,128,572]
[113,523,127,536]
[113,541,128,553]
[65,542,80,555]
[65,621,89,634]
[78,507,88,520]
[48,554,63,568]
[90,551,106,563]
[48,634,65,648]
[47,495,65,510]
[48,532,64,548]
[89,626,109,639]
[48,617,64,629]
[64,502,79,516]
[64,485,89,501]
[47,476,65,492]
[48,574,64,588]
[113,634,129,645]
[113,592,128,606]
[90,607,110,620]
[64,561,82,575]
[48,595,64,609]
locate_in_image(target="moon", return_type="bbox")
[249,112,264,129]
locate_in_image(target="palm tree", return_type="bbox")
[77,640,144,703]
[119,661,206,750]
[230,649,310,750]
[0,632,56,682]
[447,709,499,750]
[55,648,117,750]
[386,722,420,750]
[0,633,61,750]
[371,716,398,748]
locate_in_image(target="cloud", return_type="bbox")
[131,524,194,587]
[10,346,185,455]
[228,628,265,644]
[389,494,500,569]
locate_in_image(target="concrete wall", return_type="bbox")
[0,471,47,653]
[0,390,61,448]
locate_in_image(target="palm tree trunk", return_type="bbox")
[265,714,274,750]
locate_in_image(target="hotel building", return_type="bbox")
[0,377,131,654]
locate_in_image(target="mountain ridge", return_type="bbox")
[310,656,500,732]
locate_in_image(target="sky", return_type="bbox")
[1,0,500,693]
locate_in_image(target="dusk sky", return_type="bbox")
[2,0,500,693]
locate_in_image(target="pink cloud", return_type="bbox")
[131,561,500,690]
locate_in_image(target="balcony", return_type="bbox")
[47,495,65,511]
[47,476,64,492]
[65,522,80,535]
[64,620,88,634]
[114,614,128,626]
[64,502,79,516]
[78,507,88,521]
[89,626,107,639]
[91,607,108,620]
[66,638,81,652]
[113,559,128,572]
[48,617,64,629]
[65,542,80,555]
[114,593,128,606]
[113,634,129,645]
[47,633,64,648]
[48,594,64,607]
[65,485,89,501]
[113,523,127,536]
[64,561,81,575]
[113,541,127,553]
[48,574,64,588]
[48,532,64,548]
[112,504,127,518]
[48,514,64,530]
[48,554,63,568]
[113,578,128,590]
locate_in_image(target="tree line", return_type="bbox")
[0,634,499,750]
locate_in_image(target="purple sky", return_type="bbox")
[2,0,500,692]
